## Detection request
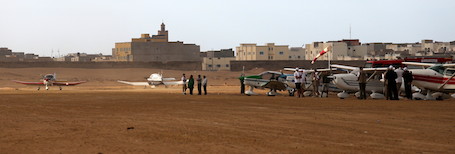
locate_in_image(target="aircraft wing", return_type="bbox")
[330,64,359,71]
[402,62,435,67]
[13,80,43,86]
[283,67,336,72]
[443,64,455,67]
[53,81,86,86]
[117,80,149,86]
[362,67,388,71]
[263,81,287,91]
[163,81,184,86]
[162,77,176,81]
[331,64,387,72]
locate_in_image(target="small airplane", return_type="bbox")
[241,71,292,96]
[402,62,455,100]
[117,73,183,88]
[329,64,388,99]
[13,73,86,90]
[330,64,420,99]
[242,68,337,96]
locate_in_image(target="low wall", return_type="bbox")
[230,60,366,71]
[0,61,202,70]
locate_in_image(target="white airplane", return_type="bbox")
[118,73,183,88]
[330,64,392,99]
[13,73,86,90]
[402,62,455,100]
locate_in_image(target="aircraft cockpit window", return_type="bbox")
[261,73,279,80]
[45,75,54,79]
[444,68,455,76]
[428,65,445,75]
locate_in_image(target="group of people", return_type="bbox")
[357,65,413,100]
[181,74,208,95]
[293,68,330,98]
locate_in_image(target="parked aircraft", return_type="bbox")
[118,73,183,88]
[330,64,421,99]
[402,62,455,100]
[330,64,390,99]
[242,68,337,96]
[242,71,292,96]
[13,73,86,90]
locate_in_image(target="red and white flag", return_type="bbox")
[311,46,332,64]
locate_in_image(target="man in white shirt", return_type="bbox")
[181,74,187,95]
[202,75,208,95]
[395,67,404,96]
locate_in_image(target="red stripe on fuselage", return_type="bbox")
[413,74,455,84]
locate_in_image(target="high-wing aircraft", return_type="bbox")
[13,73,86,90]
[330,64,391,99]
[330,64,422,99]
[118,73,183,88]
[402,62,455,100]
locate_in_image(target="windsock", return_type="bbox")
[311,46,332,64]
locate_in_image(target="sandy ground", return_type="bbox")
[0,68,454,153]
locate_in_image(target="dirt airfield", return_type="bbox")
[0,68,454,153]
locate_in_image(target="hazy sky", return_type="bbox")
[1,0,454,56]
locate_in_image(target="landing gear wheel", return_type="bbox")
[288,89,295,96]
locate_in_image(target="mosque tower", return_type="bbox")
[158,22,169,42]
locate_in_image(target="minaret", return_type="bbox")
[158,22,169,42]
[161,22,165,32]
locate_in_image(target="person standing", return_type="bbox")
[311,69,320,97]
[402,67,413,100]
[202,75,208,95]
[395,67,404,96]
[197,75,202,95]
[181,74,187,95]
[385,66,398,100]
[239,73,245,94]
[188,75,194,95]
[293,68,302,98]
[320,71,330,97]
[357,67,367,99]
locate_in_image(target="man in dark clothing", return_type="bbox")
[357,67,367,99]
[402,67,413,100]
[239,73,245,94]
[320,71,330,98]
[197,75,202,95]
[188,75,194,95]
[385,66,399,100]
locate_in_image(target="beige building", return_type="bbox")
[113,23,200,62]
[289,47,305,60]
[305,40,395,61]
[201,49,235,71]
[236,43,293,61]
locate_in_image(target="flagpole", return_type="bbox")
[328,45,331,74]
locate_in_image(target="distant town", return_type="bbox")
[1,23,454,71]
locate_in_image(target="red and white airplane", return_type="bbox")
[402,62,455,100]
[13,73,86,90]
